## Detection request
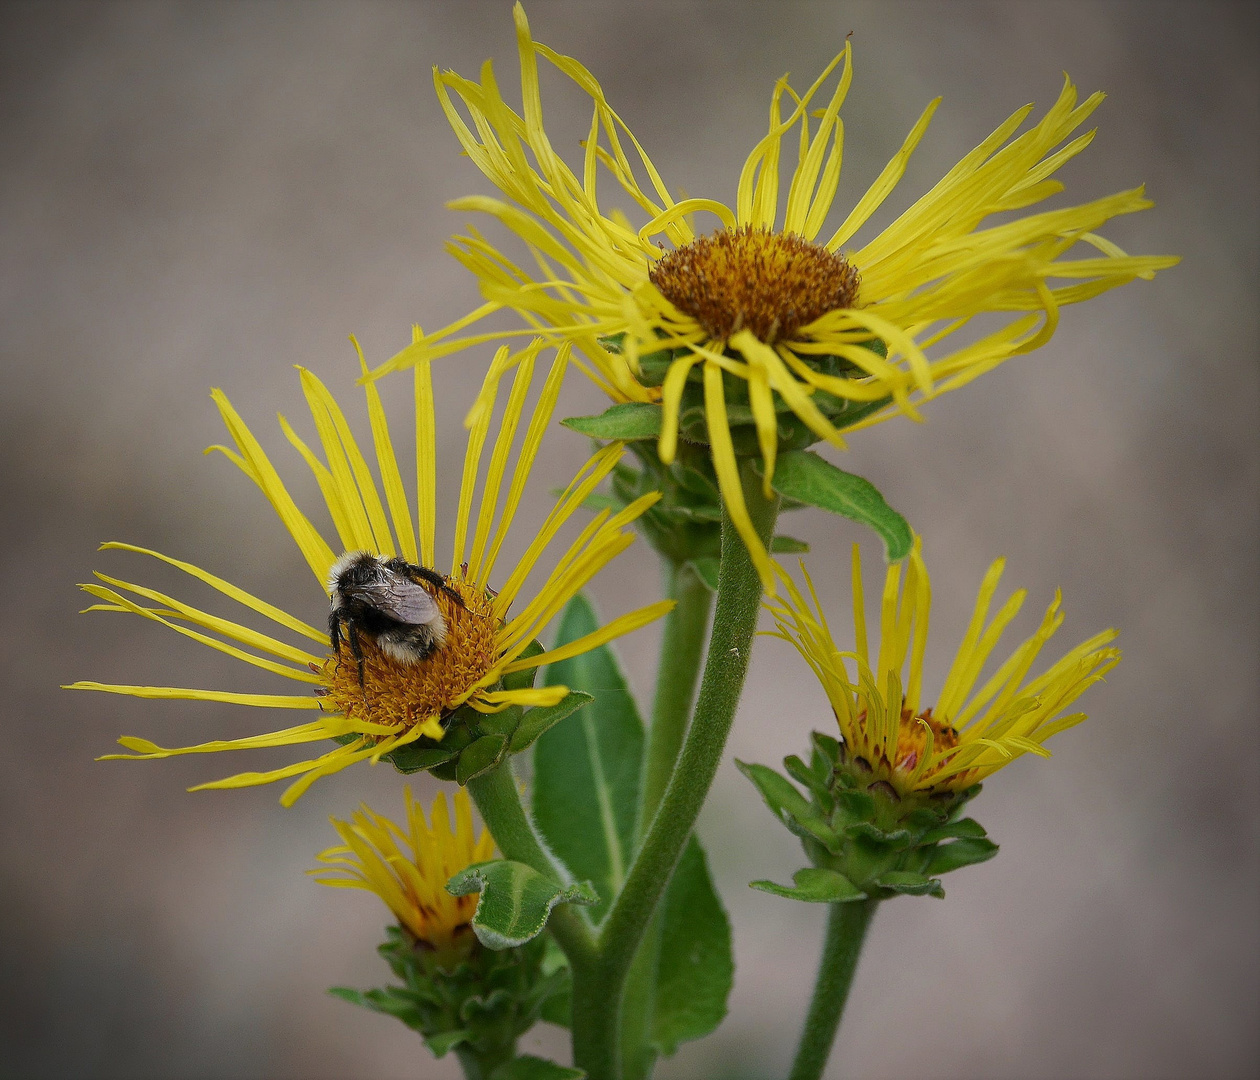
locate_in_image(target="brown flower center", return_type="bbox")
[320,576,499,734]
[649,225,860,344]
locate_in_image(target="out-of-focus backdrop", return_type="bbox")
[2,2,1255,1077]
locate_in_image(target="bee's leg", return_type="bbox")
[413,566,467,610]
[346,622,367,688]
[328,610,342,655]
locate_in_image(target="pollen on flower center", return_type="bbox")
[320,576,499,734]
[649,225,860,344]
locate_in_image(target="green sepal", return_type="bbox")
[756,451,913,562]
[426,1029,472,1057]
[508,692,593,754]
[503,641,545,691]
[769,534,810,553]
[750,867,866,903]
[562,402,663,441]
[688,556,720,592]
[922,837,999,875]
[475,706,525,739]
[383,719,474,774]
[875,870,945,898]
[446,860,598,950]
[736,759,841,853]
[490,1057,586,1080]
[920,817,988,844]
[844,821,915,848]
[456,734,509,784]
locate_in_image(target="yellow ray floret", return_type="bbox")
[309,786,495,961]
[370,3,1177,591]
[765,541,1120,794]
[68,339,670,805]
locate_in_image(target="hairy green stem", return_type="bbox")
[572,460,780,1079]
[466,762,597,968]
[637,560,714,840]
[787,899,878,1080]
[620,563,713,1080]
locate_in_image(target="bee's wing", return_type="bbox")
[375,573,440,625]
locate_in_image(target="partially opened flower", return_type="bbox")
[767,542,1119,795]
[70,339,669,805]
[310,786,493,964]
[371,4,1177,589]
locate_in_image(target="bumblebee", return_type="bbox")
[327,552,465,685]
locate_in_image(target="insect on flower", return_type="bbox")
[327,551,467,686]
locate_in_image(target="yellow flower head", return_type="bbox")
[371,4,1177,591]
[310,786,494,963]
[70,339,670,805]
[767,542,1120,795]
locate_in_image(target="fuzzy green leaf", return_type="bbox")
[920,817,988,844]
[535,595,644,920]
[426,1029,473,1057]
[653,837,734,1055]
[876,870,945,898]
[923,837,999,875]
[446,860,598,950]
[456,734,508,784]
[769,534,810,554]
[758,451,913,562]
[509,692,593,754]
[750,867,867,903]
[688,557,720,592]
[490,1057,586,1080]
[562,403,663,441]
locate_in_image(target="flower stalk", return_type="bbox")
[788,899,878,1080]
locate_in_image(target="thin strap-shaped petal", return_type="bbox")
[355,338,418,564]
[704,360,775,593]
[413,335,438,568]
[503,600,673,673]
[481,344,570,583]
[98,543,327,643]
[470,344,539,584]
[210,389,335,584]
[67,682,321,708]
[825,97,939,250]
[453,347,508,570]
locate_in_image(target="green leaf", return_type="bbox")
[875,870,945,898]
[688,556,720,592]
[757,451,913,562]
[490,1058,586,1080]
[456,734,508,784]
[750,867,866,903]
[652,837,734,1055]
[562,402,663,441]
[426,1029,473,1057]
[382,744,461,775]
[446,860,598,950]
[509,692,593,754]
[769,534,810,553]
[535,595,645,921]
[922,837,999,875]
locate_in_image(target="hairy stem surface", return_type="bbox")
[788,899,878,1080]
[573,460,779,1079]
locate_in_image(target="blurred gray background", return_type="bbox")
[2,1,1256,1078]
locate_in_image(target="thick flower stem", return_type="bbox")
[573,460,779,1079]
[466,762,598,968]
[787,899,878,1080]
[637,560,714,838]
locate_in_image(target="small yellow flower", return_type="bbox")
[371,4,1176,591]
[767,542,1120,795]
[310,786,494,963]
[69,339,670,805]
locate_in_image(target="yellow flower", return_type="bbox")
[370,4,1177,591]
[69,339,670,805]
[310,786,494,963]
[767,542,1120,795]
